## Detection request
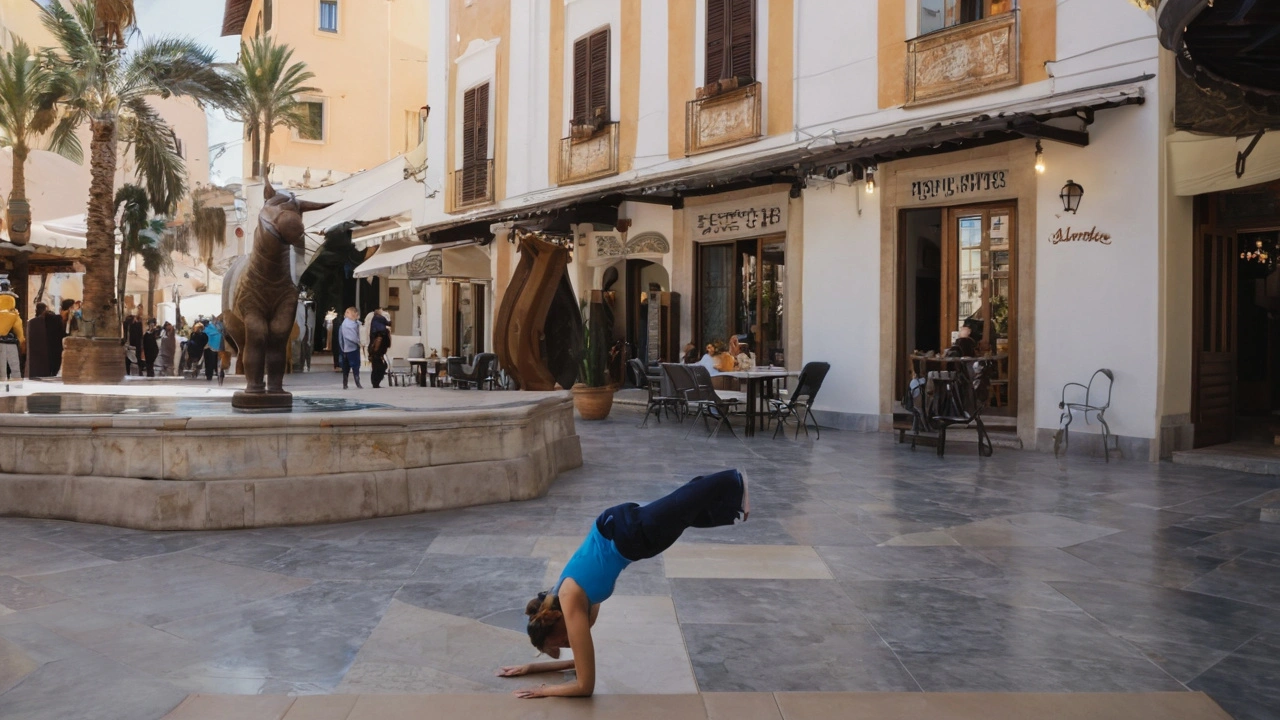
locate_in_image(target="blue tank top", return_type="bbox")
[555,525,631,605]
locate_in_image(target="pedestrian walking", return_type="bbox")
[155,321,176,376]
[142,319,160,377]
[369,308,391,388]
[500,469,750,699]
[26,303,50,379]
[339,306,363,389]
[204,316,224,382]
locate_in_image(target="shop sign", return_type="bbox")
[693,201,787,241]
[1049,226,1112,245]
[910,170,1009,202]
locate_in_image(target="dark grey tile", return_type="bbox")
[1050,580,1280,682]
[397,555,548,620]
[816,545,1003,581]
[0,575,66,611]
[1062,531,1231,588]
[671,579,865,626]
[258,538,432,580]
[1184,555,1280,609]
[1188,634,1280,720]
[681,622,917,692]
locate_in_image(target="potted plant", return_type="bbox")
[990,295,1010,353]
[571,305,614,420]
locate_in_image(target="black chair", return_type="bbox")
[631,358,682,426]
[932,358,995,458]
[1055,368,1116,462]
[768,361,831,439]
[447,353,497,389]
[680,364,741,439]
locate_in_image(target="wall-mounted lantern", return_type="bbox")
[1060,179,1083,214]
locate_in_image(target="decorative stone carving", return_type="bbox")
[222,183,333,410]
[906,13,1020,107]
[559,122,619,185]
[686,82,762,156]
[624,232,670,255]
[407,250,443,278]
[595,233,624,257]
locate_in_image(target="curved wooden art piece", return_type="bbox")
[494,232,582,391]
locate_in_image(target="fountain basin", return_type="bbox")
[0,393,582,530]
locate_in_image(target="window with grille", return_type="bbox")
[460,83,490,204]
[705,0,755,86]
[319,1,338,33]
[572,28,610,129]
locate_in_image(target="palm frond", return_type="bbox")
[122,97,185,216]
[44,113,84,163]
[122,37,237,109]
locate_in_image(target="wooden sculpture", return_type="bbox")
[493,232,582,391]
[222,183,333,410]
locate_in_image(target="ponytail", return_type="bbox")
[525,590,562,651]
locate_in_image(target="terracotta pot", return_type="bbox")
[571,383,615,421]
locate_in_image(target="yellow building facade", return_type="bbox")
[223,0,429,186]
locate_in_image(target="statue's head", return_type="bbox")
[259,182,335,250]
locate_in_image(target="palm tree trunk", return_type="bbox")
[146,269,156,319]
[8,146,30,325]
[250,123,262,179]
[261,114,273,179]
[83,117,121,340]
[116,244,131,324]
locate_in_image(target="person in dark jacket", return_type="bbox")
[186,323,209,377]
[25,303,50,378]
[123,313,144,375]
[369,308,391,388]
[142,319,160,377]
[44,305,65,376]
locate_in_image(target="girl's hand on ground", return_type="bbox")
[497,665,529,677]
[514,685,548,699]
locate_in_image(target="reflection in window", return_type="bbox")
[319,1,338,32]
[918,0,1012,35]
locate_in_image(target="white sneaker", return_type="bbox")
[737,470,750,522]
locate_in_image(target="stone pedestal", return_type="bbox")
[232,391,293,412]
[61,336,126,384]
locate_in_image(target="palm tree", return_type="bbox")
[0,38,83,324]
[230,35,318,179]
[113,183,147,317]
[39,0,236,342]
[193,196,227,286]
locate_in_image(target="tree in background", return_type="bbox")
[229,35,318,179]
[113,183,175,319]
[38,0,236,345]
[0,38,83,324]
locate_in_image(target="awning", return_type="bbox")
[1169,131,1280,196]
[414,76,1149,240]
[298,142,430,259]
[352,240,434,279]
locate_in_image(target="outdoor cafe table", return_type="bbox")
[407,358,439,387]
[721,368,798,438]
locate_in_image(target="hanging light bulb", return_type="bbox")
[1034,141,1046,174]
[865,166,876,195]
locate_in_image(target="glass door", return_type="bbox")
[696,237,787,366]
[943,204,1016,413]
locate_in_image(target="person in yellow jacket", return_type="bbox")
[0,289,25,389]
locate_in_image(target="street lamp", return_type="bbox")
[1060,180,1084,214]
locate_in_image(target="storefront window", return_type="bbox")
[918,0,1012,36]
[697,238,786,366]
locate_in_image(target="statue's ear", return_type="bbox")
[264,182,277,200]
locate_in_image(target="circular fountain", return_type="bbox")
[0,388,582,530]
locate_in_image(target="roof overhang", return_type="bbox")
[1158,0,1280,96]
[222,0,252,37]
[415,77,1148,241]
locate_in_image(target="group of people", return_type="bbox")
[0,294,82,383]
[331,306,393,390]
[681,334,758,378]
[119,313,226,381]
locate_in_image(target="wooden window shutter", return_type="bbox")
[588,28,609,122]
[728,0,755,81]
[705,0,726,86]
[572,36,589,125]
[474,81,489,164]
[460,82,489,202]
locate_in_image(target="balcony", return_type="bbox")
[449,159,494,212]
[685,81,762,156]
[905,12,1020,107]
[558,121,619,186]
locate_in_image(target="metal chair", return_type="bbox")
[631,358,682,426]
[1054,369,1116,462]
[387,357,412,387]
[932,358,995,458]
[683,364,741,439]
[447,353,497,389]
[768,362,831,439]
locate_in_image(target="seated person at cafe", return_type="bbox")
[698,340,737,376]
[946,326,980,358]
[682,342,699,364]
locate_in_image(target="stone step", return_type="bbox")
[1171,448,1280,476]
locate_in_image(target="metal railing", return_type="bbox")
[450,159,494,211]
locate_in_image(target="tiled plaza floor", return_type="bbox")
[1,383,1279,719]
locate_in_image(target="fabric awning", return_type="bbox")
[1169,131,1280,196]
[352,240,435,279]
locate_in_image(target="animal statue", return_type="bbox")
[222,183,332,408]
[492,231,582,391]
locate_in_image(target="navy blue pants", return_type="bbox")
[340,349,361,384]
[596,469,745,562]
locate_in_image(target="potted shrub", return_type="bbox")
[571,307,614,420]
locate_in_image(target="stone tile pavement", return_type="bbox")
[0,391,1279,719]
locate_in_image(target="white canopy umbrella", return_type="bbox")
[352,239,433,279]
